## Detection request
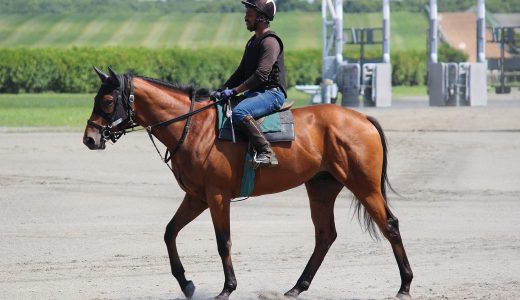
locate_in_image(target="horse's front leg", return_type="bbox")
[164,193,208,299]
[208,194,236,299]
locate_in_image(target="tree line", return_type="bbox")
[1,0,519,14]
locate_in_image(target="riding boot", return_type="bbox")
[240,115,278,167]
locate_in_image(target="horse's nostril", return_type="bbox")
[85,136,96,146]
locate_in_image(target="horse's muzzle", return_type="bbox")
[83,134,106,150]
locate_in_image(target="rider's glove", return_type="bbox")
[221,88,237,100]
[209,89,222,100]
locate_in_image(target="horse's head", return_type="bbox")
[83,67,135,150]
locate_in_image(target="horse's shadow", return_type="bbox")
[170,291,381,300]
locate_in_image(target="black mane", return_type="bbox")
[137,75,210,102]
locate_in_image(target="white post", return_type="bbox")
[429,0,438,64]
[476,0,486,63]
[322,0,327,62]
[382,0,390,63]
[335,0,343,64]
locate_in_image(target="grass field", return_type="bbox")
[0,86,427,127]
[0,94,93,127]
[0,90,309,127]
[392,85,427,97]
[0,89,311,127]
[0,12,428,51]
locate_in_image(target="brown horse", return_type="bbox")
[83,67,413,299]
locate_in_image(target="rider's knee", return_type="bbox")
[231,109,245,124]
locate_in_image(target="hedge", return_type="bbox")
[0,46,467,93]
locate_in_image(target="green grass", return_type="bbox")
[0,93,94,127]
[0,85,429,127]
[289,85,429,106]
[0,89,310,127]
[0,12,428,51]
[392,85,427,97]
[287,87,312,107]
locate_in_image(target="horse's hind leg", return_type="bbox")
[386,205,413,299]
[164,193,208,298]
[285,172,343,297]
[355,191,413,299]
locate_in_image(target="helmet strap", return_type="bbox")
[254,14,269,27]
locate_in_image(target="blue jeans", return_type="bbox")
[232,89,285,124]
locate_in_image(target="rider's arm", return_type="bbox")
[223,53,246,90]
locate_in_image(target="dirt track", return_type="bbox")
[1,99,520,300]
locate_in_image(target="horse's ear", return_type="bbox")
[93,66,109,82]
[108,66,118,78]
[108,66,120,85]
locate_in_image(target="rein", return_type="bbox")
[90,75,226,171]
[144,90,229,170]
[147,95,230,170]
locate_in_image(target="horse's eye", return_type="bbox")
[103,100,114,107]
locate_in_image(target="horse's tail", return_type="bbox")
[368,115,396,201]
[354,116,396,240]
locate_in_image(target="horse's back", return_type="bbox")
[290,103,382,169]
[291,104,375,137]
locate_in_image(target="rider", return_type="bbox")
[218,0,287,167]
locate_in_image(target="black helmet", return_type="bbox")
[242,0,276,21]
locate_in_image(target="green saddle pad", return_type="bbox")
[216,101,281,133]
[215,100,295,197]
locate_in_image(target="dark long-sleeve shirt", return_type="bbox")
[224,36,281,91]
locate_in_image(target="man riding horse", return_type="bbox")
[217,0,286,167]
[83,1,414,298]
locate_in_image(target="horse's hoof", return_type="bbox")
[183,281,195,299]
[396,292,412,300]
[284,290,299,298]
[215,292,229,300]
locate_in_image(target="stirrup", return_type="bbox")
[252,151,278,168]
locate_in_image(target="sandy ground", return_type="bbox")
[1,98,520,300]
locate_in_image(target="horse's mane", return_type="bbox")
[136,75,210,102]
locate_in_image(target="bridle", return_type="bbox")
[87,73,136,143]
[87,74,227,167]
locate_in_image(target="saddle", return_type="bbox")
[216,99,295,142]
[214,98,295,197]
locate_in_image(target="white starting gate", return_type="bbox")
[427,0,488,106]
[296,0,392,107]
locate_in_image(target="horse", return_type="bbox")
[83,67,413,299]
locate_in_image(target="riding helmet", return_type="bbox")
[242,0,277,21]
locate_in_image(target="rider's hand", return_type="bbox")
[209,89,222,100]
[221,88,237,100]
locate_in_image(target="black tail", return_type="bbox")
[367,115,396,200]
[354,116,396,240]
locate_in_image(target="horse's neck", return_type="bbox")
[133,78,215,163]
[133,78,190,125]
